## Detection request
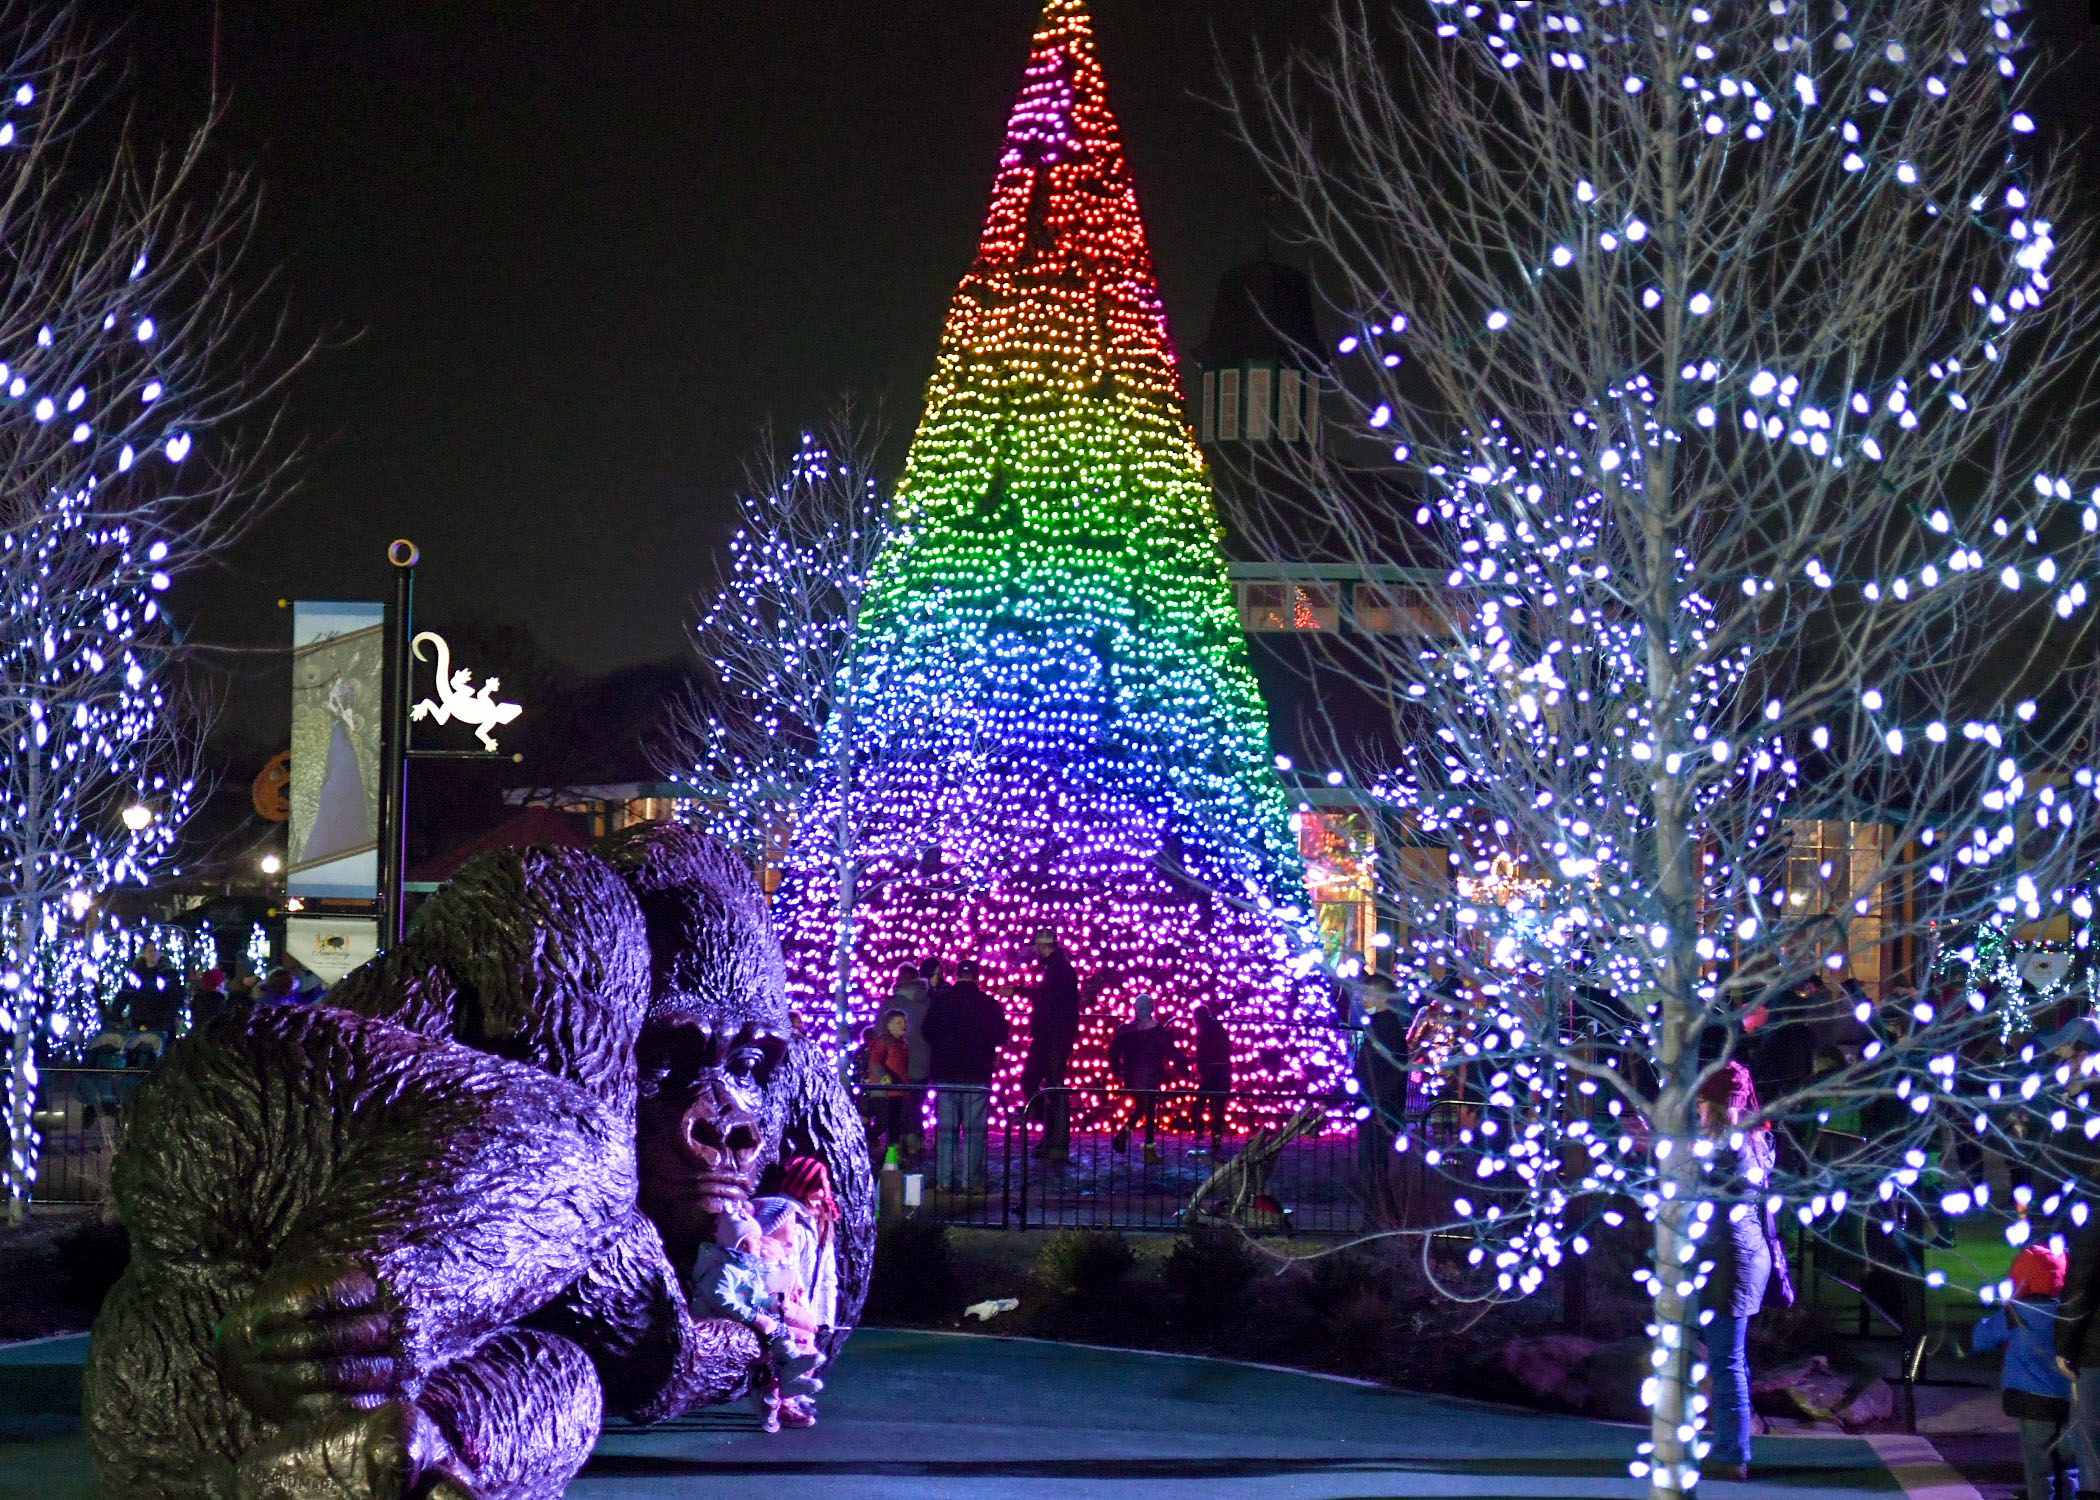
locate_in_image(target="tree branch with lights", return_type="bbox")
[1229,0,2100,1490]
[0,2,295,1223]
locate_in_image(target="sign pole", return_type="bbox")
[377,539,419,950]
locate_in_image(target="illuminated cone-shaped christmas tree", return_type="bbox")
[777,0,1342,1112]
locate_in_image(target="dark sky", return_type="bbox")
[85,1,2100,738]
[91,0,1334,737]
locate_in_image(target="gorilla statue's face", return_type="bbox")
[633,1019,787,1260]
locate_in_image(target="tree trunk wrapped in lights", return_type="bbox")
[0,4,293,1224]
[1229,0,2100,1492]
[771,0,1345,1117]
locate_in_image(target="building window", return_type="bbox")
[1782,819,1892,992]
[1236,581,1340,632]
[1200,370,1216,444]
[1354,584,1448,637]
[1298,807,1377,972]
[1303,374,1320,445]
[1278,369,1303,442]
[1219,368,1241,441]
[1246,366,1273,442]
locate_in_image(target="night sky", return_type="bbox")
[84,1,2100,738]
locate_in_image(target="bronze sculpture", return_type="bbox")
[83,823,874,1500]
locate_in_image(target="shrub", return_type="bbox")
[1035,1229,1135,1297]
[864,1217,955,1325]
[1164,1225,1263,1328]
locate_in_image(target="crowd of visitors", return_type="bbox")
[851,928,1253,1183]
[80,945,315,1074]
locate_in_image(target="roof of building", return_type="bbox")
[407,805,597,883]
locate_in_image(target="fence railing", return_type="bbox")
[853,1081,1469,1236]
[28,1067,147,1205]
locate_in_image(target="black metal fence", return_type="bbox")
[854,1082,1463,1236]
[27,1067,146,1205]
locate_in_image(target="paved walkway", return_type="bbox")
[4,1328,1952,1499]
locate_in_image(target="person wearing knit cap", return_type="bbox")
[1697,1059,1795,1485]
[1974,1244,2074,1500]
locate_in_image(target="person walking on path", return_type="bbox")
[1974,1244,2075,1500]
[922,958,1010,1192]
[1699,1059,1795,1485]
[1014,929,1080,1164]
[1107,995,1180,1164]
[1193,1001,1233,1154]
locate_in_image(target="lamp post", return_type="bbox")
[371,538,524,953]
[376,538,418,950]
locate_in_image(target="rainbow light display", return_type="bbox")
[775,0,1344,1118]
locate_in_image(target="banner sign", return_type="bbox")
[288,602,384,901]
[284,915,379,987]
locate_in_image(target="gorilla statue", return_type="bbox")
[82,823,874,1500]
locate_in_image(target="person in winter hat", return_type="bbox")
[1974,1244,2074,1500]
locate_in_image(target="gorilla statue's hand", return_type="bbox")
[216,1258,402,1420]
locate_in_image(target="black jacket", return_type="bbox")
[921,982,1011,1087]
[1025,949,1080,1056]
[123,964,183,1033]
[1355,1009,1410,1115]
[2058,1221,2100,1369]
[1107,1023,1179,1091]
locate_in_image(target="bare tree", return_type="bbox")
[664,412,912,1056]
[0,4,294,1221]
[1229,0,2100,1490]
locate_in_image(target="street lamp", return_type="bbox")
[260,852,282,876]
[121,803,153,832]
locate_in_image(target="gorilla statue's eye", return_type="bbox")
[727,1045,766,1077]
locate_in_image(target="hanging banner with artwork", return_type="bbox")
[284,915,380,987]
[289,601,383,901]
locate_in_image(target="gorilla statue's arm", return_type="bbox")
[526,1207,764,1425]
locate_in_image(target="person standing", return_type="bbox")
[1353,975,1410,1223]
[1972,1245,2073,1500]
[1015,929,1080,1164]
[121,942,183,1065]
[884,963,932,1159]
[1699,1059,1795,1485]
[921,958,1010,1193]
[1107,996,1180,1164]
[1193,1001,1233,1154]
[862,1008,913,1160]
[187,969,230,1032]
[2054,1209,2100,1491]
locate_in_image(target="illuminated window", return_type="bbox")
[1246,367,1272,441]
[1200,370,1216,443]
[1278,369,1303,442]
[1353,584,1448,637]
[1781,819,1892,990]
[1297,807,1376,970]
[1236,581,1339,632]
[1219,369,1241,440]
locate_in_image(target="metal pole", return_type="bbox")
[377,539,418,950]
